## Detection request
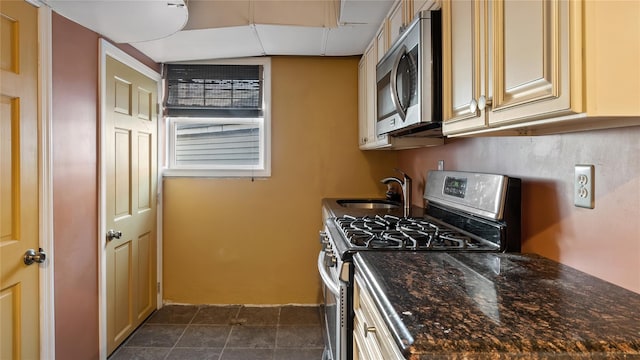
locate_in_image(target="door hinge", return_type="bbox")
[157,282,161,294]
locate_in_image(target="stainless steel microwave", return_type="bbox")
[376,10,442,137]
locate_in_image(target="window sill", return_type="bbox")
[162,168,271,178]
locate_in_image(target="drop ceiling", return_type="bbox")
[45,0,395,63]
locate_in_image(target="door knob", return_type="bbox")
[106,229,122,241]
[24,248,47,265]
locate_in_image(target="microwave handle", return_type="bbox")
[389,45,407,121]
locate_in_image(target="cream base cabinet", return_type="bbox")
[443,0,640,136]
[353,274,405,360]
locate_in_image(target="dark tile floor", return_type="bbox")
[108,305,325,360]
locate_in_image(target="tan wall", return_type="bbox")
[398,126,640,293]
[162,56,397,305]
[52,12,159,359]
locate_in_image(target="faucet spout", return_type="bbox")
[380,177,403,186]
[380,169,412,217]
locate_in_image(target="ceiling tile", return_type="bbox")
[324,23,379,56]
[255,24,327,56]
[131,26,264,63]
[339,0,393,25]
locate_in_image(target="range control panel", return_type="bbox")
[443,176,467,198]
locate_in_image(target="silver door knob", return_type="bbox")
[24,248,47,265]
[106,229,122,241]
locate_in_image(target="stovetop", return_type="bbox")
[334,214,499,251]
[325,170,521,257]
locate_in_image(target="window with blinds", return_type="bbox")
[166,64,263,117]
[164,58,271,178]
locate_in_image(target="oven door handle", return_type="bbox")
[317,251,340,296]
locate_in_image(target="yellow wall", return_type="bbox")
[162,56,397,305]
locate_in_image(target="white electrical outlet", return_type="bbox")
[574,165,594,209]
[438,160,444,171]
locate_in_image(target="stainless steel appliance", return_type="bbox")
[318,170,521,360]
[376,10,442,137]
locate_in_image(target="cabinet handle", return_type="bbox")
[469,98,478,113]
[478,95,492,111]
[363,322,376,338]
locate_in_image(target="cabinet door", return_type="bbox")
[442,0,488,135]
[388,0,405,46]
[358,55,368,147]
[376,24,387,61]
[413,0,439,17]
[490,0,573,126]
[365,43,378,145]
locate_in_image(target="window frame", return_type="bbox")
[162,57,271,178]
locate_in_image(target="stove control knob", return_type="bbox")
[324,253,337,267]
[319,231,329,244]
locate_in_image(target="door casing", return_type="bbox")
[37,4,55,359]
[98,39,163,359]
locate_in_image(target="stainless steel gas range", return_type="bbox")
[318,170,521,360]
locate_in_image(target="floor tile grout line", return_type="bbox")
[218,305,242,360]
[273,306,282,360]
[111,305,324,360]
[159,305,200,360]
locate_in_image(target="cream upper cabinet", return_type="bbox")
[358,54,368,147]
[358,42,380,148]
[388,0,409,46]
[489,0,573,127]
[376,23,387,61]
[441,0,489,134]
[413,0,441,17]
[364,43,378,146]
[443,0,640,136]
[443,0,572,135]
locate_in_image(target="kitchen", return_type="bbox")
[1,0,639,359]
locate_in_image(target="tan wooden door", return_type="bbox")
[0,1,40,359]
[105,56,158,354]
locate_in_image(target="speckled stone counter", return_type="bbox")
[354,252,640,359]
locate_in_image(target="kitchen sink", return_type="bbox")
[336,199,400,209]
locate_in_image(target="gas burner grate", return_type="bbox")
[334,215,488,251]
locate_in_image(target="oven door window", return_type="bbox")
[394,46,419,119]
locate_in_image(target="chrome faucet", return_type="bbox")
[381,169,412,217]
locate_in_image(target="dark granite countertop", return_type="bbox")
[354,252,640,359]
